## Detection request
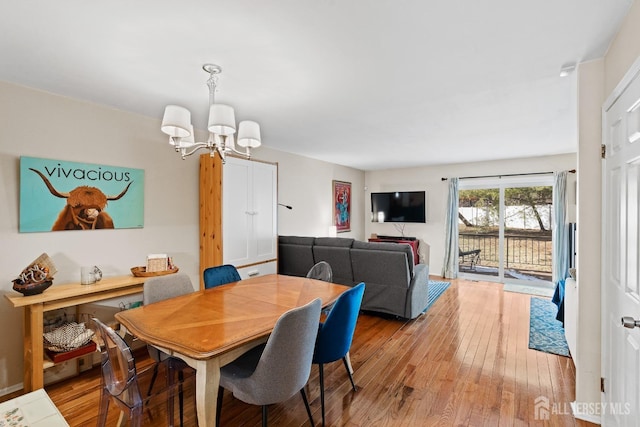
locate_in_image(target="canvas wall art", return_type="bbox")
[20,156,144,232]
[333,180,351,233]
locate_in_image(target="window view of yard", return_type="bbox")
[458,186,552,282]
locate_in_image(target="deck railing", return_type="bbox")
[459,232,552,274]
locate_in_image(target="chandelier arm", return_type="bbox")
[230,146,251,157]
[178,142,211,159]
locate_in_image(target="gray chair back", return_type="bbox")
[306,261,333,282]
[143,273,194,305]
[143,273,195,362]
[220,298,322,405]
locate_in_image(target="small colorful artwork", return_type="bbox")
[333,180,351,233]
[20,156,144,232]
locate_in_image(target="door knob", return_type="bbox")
[621,316,640,329]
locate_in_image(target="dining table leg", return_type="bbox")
[195,357,221,427]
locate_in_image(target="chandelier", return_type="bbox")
[160,64,261,161]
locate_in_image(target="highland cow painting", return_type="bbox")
[20,156,144,232]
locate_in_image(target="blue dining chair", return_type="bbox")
[312,282,365,426]
[203,264,241,289]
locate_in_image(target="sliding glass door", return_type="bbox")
[458,186,501,278]
[458,177,553,285]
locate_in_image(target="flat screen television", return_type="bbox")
[370,191,426,223]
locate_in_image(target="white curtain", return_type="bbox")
[552,171,569,284]
[442,178,459,278]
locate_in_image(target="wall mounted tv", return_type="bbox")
[370,191,426,223]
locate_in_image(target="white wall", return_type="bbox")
[254,148,365,240]
[573,0,640,415]
[604,1,640,95]
[0,82,201,393]
[0,81,364,394]
[365,153,577,274]
[576,59,605,411]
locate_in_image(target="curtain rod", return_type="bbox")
[440,169,576,181]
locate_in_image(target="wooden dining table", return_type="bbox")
[115,273,350,427]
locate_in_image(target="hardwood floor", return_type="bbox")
[5,277,597,426]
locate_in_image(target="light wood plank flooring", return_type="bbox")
[4,277,596,426]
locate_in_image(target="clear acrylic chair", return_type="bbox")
[306,261,333,282]
[93,317,194,427]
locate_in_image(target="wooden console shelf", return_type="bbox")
[5,275,146,392]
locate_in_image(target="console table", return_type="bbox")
[368,237,419,265]
[4,275,146,392]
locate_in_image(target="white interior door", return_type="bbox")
[602,61,640,426]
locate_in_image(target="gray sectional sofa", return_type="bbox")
[278,236,430,319]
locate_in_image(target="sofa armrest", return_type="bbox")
[404,263,430,319]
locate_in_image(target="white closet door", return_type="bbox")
[222,158,252,266]
[251,161,277,262]
[222,157,277,267]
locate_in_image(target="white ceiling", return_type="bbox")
[0,0,634,170]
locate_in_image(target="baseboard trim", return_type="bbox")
[0,382,23,398]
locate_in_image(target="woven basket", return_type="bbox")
[130,266,179,277]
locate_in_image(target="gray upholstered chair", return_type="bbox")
[216,298,322,427]
[306,261,333,282]
[143,273,195,305]
[142,273,195,420]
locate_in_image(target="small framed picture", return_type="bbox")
[332,180,351,233]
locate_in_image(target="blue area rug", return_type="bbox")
[528,297,570,357]
[423,280,450,312]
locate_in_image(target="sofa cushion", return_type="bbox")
[313,237,354,248]
[312,245,354,286]
[278,236,315,277]
[352,240,414,277]
[278,235,316,246]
